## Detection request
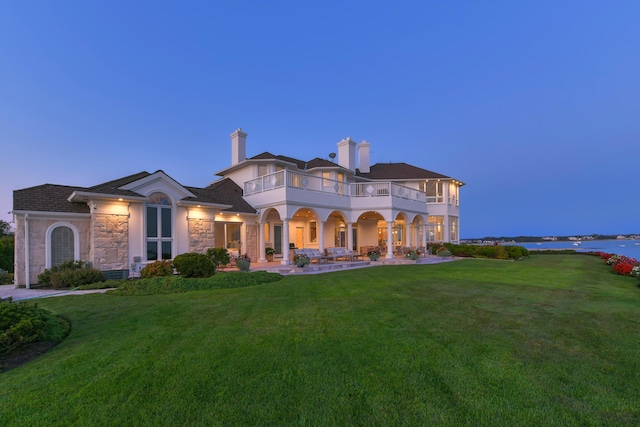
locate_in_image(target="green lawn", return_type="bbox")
[2,255,639,426]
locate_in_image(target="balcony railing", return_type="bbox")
[244,170,426,203]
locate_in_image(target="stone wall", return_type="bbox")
[12,216,91,286]
[245,223,258,262]
[91,214,129,271]
[188,218,215,254]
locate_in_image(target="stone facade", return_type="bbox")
[90,214,129,271]
[188,218,216,254]
[245,223,258,262]
[13,216,91,286]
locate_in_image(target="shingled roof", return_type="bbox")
[14,173,255,214]
[356,163,452,181]
[250,152,347,171]
[187,178,255,213]
[13,184,90,213]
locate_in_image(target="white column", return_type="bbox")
[443,216,450,242]
[258,220,266,263]
[406,224,412,249]
[422,223,427,249]
[281,218,290,265]
[386,222,394,259]
[346,222,353,250]
[318,221,325,255]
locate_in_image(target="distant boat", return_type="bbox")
[635,243,640,246]
[620,244,626,247]
[536,242,542,245]
[572,241,581,246]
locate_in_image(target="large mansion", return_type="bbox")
[12,129,464,287]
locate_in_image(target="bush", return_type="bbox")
[141,260,174,278]
[207,248,231,268]
[49,267,105,289]
[0,269,12,285]
[236,254,251,272]
[173,253,216,278]
[108,271,283,296]
[436,249,452,257]
[505,245,529,260]
[0,300,70,364]
[293,254,310,267]
[38,260,87,286]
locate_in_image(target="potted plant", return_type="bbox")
[293,253,310,268]
[367,248,381,261]
[265,247,275,262]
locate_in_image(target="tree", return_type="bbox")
[0,220,14,272]
[0,220,12,237]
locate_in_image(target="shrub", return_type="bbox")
[49,267,105,289]
[236,254,251,272]
[0,269,12,285]
[294,254,310,267]
[505,245,529,260]
[0,300,70,365]
[141,260,174,278]
[436,249,452,257]
[405,250,420,260]
[108,271,283,296]
[38,260,87,286]
[207,248,231,268]
[173,253,216,278]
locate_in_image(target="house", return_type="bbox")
[12,129,464,287]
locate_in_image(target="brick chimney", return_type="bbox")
[337,137,356,171]
[357,140,371,173]
[230,128,247,166]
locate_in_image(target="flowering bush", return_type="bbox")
[367,248,381,260]
[593,251,640,278]
[405,249,420,260]
[293,254,310,267]
[236,254,251,272]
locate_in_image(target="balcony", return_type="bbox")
[243,170,427,212]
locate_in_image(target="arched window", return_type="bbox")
[46,223,80,268]
[146,192,172,260]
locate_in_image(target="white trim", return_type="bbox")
[45,222,81,269]
[12,210,90,219]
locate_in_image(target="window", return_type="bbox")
[258,164,269,177]
[427,216,444,242]
[322,171,331,187]
[46,222,80,268]
[423,181,444,203]
[449,216,459,242]
[51,226,74,267]
[309,221,317,243]
[146,192,172,261]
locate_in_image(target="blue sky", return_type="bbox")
[1,1,638,238]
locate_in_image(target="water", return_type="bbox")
[517,239,640,260]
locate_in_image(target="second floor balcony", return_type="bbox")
[243,170,428,212]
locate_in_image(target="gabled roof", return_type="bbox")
[13,184,90,213]
[356,162,453,181]
[14,173,256,215]
[87,171,152,197]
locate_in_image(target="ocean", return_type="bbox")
[517,239,640,260]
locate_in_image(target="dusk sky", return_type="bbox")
[2,1,638,238]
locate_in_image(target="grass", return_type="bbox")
[1,255,639,425]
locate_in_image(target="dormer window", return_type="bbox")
[146,192,172,260]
